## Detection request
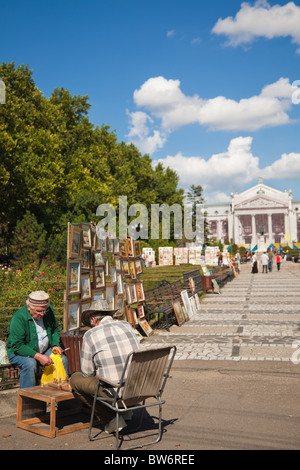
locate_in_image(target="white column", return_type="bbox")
[268,214,272,244]
[252,215,256,245]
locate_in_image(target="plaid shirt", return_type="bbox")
[80,316,140,385]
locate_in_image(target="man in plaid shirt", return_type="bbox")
[70,299,140,433]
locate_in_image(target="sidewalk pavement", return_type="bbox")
[1,360,300,451]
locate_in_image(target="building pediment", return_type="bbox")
[234,194,288,211]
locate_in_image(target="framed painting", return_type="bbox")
[124,283,132,304]
[105,284,116,310]
[125,305,137,327]
[114,255,121,271]
[65,300,80,332]
[181,289,193,319]
[67,259,81,295]
[138,318,153,336]
[94,251,104,266]
[81,273,92,300]
[122,259,130,277]
[137,304,145,319]
[68,225,82,259]
[115,295,125,317]
[129,260,136,280]
[93,266,105,289]
[81,223,92,249]
[116,272,123,295]
[134,258,143,275]
[81,249,91,271]
[126,238,134,257]
[129,283,137,304]
[110,266,117,284]
[113,239,119,254]
[172,300,186,326]
[101,234,107,252]
[92,288,106,301]
[133,240,141,257]
[119,240,127,258]
[107,238,114,253]
[135,282,145,302]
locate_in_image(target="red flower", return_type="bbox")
[41,272,45,275]
[34,278,38,282]
[56,275,59,279]
[49,288,53,292]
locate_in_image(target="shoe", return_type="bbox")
[105,415,127,434]
[122,410,133,421]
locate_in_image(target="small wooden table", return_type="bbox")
[17,386,91,438]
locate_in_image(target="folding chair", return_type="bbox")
[88,345,176,450]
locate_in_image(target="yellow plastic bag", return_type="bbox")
[40,352,67,385]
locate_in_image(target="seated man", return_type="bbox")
[70,299,140,433]
[6,290,68,388]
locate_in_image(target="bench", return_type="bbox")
[182,269,203,295]
[144,279,183,329]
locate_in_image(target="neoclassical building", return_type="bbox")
[205,179,300,246]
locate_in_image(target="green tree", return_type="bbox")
[10,211,47,268]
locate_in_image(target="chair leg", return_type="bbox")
[88,382,100,441]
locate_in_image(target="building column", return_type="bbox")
[251,214,256,245]
[268,214,272,244]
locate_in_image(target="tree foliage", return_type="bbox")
[0,62,185,263]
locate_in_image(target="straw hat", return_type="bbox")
[81,299,117,326]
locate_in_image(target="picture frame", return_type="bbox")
[124,283,132,304]
[81,223,92,249]
[138,318,153,336]
[134,258,143,276]
[114,255,122,271]
[135,282,145,302]
[125,305,137,327]
[126,238,134,257]
[68,225,82,259]
[129,260,136,280]
[122,259,130,277]
[67,259,81,295]
[81,249,91,271]
[181,289,193,319]
[65,300,80,331]
[110,266,117,284]
[113,238,119,254]
[81,299,92,315]
[137,304,145,319]
[107,238,114,253]
[105,284,116,310]
[94,251,104,266]
[101,233,107,252]
[93,266,105,289]
[133,240,141,257]
[119,240,127,258]
[81,273,92,300]
[115,295,125,317]
[92,288,106,301]
[172,300,186,326]
[116,272,123,295]
[129,283,137,303]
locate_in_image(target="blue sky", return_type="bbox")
[1,0,300,202]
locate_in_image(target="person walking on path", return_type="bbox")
[261,252,269,273]
[268,250,274,272]
[251,252,258,273]
[276,253,281,271]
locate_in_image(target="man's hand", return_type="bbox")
[52,346,63,357]
[34,353,54,366]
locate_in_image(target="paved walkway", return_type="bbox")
[142,260,300,363]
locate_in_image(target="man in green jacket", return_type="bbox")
[6,290,68,388]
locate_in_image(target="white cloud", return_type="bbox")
[126,110,167,154]
[154,136,300,201]
[261,152,300,179]
[212,1,300,53]
[167,30,175,38]
[133,75,294,132]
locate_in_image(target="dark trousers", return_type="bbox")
[70,372,115,424]
[262,265,268,273]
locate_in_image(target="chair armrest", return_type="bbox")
[95,374,120,388]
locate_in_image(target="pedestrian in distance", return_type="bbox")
[251,252,258,273]
[261,252,269,273]
[276,252,281,271]
[268,250,274,272]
